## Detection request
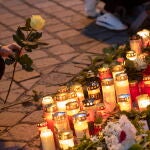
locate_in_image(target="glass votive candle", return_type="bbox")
[73,113,90,139]
[126,51,137,61]
[53,112,70,132]
[111,65,125,81]
[129,81,140,104]
[144,79,150,96]
[118,94,132,112]
[101,78,116,112]
[115,73,130,99]
[58,130,74,150]
[44,103,57,132]
[136,94,150,111]
[42,96,54,111]
[98,66,112,80]
[130,35,142,54]
[70,83,85,109]
[54,92,69,112]
[67,90,78,103]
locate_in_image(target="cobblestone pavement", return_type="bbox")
[0,0,110,149]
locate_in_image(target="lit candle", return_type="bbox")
[59,130,74,150]
[82,98,95,122]
[73,113,90,138]
[101,78,116,112]
[111,65,125,81]
[37,122,48,133]
[42,96,54,111]
[66,101,80,116]
[66,101,80,134]
[70,83,85,109]
[40,129,56,150]
[98,66,112,80]
[136,94,150,111]
[86,70,102,104]
[118,94,132,112]
[44,103,57,132]
[129,81,140,104]
[137,29,150,48]
[130,35,142,54]
[67,91,78,103]
[53,112,70,132]
[144,81,150,96]
[115,73,130,99]
[54,92,69,112]
[126,51,137,61]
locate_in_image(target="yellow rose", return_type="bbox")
[30,15,45,30]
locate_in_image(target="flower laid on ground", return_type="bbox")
[102,115,137,150]
[4,15,47,103]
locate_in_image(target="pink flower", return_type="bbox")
[119,130,126,143]
[117,58,124,63]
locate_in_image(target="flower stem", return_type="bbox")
[4,61,17,104]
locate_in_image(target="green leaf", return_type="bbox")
[128,144,143,150]
[22,41,38,49]
[20,26,30,31]
[16,27,25,40]
[28,32,42,41]
[13,34,24,47]
[5,56,15,65]
[18,54,33,72]
[25,18,31,29]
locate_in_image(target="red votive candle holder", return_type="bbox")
[129,81,140,104]
[98,67,112,80]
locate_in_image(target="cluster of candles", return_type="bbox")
[38,29,150,150]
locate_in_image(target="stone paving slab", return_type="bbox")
[0,0,110,149]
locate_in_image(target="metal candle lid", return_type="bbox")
[87,81,100,90]
[53,112,66,121]
[98,67,110,74]
[67,91,77,99]
[118,94,130,102]
[66,101,79,110]
[42,96,53,104]
[116,73,128,81]
[45,103,57,113]
[86,70,95,78]
[112,65,124,72]
[126,51,137,59]
[74,113,87,122]
[37,121,47,128]
[59,130,73,140]
[101,78,114,86]
[57,86,68,93]
[70,83,82,92]
[82,98,95,107]
[54,92,68,101]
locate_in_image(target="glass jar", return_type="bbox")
[101,78,116,112]
[58,130,74,150]
[73,113,89,138]
[118,94,131,112]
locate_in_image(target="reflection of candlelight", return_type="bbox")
[115,73,130,99]
[137,29,150,48]
[73,113,89,138]
[101,78,116,112]
[59,130,74,150]
[118,94,131,112]
[137,94,150,111]
[40,129,56,150]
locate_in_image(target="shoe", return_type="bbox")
[96,13,128,30]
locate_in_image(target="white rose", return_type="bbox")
[30,15,45,30]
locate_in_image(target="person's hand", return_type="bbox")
[0,43,20,57]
